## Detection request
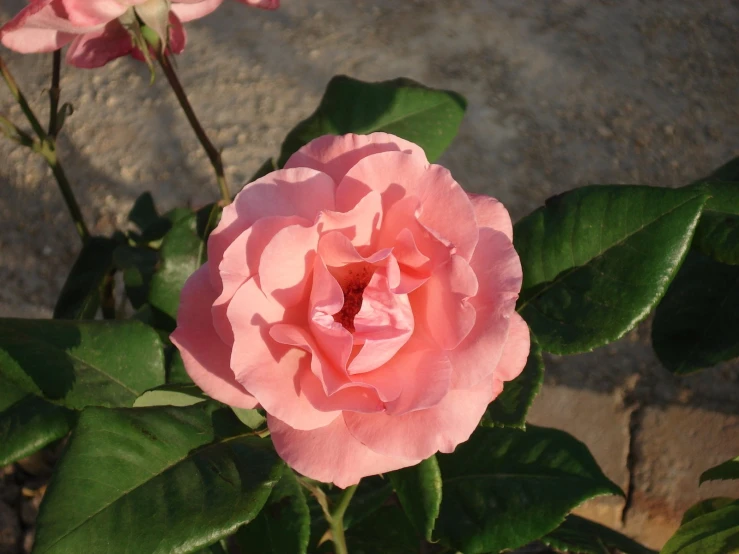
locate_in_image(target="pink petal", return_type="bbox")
[167,13,187,55]
[269,415,419,488]
[1,1,80,54]
[228,278,338,430]
[60,0,137,26]
[353,337,452,414]
[493,312,530,384]
[410,254,478,351]
[337,151,478,260]
[468,193,513,241]
[208,168,336,290]
[285,133,426,188]
[258,222,319,307]
[316,190,383,250]
[212,215,310,344]
[344,374,498,461]
[348,269,414,374]
[65,21,133,68]
[235,0,280,9]
[298,369,384,414]
[171,0,225,22]
[170,265,257,409]
[448,228,523,389]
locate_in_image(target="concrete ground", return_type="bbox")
[1,0,738,551]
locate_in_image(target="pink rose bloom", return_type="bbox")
[172,133,529,487]
[0,0,278,68]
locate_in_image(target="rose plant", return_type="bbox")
[0,2,738,554]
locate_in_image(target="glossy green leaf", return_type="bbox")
[485,329,544,428]
[0,375,76,466]
[114,244,159,309]
[149,204,220,320]
[166,349,193,384]
[661,498,739,554]
[34,403,283,554]
[0,318,165,409]
[325,504,420,554]
[133,383,206,407]
[340,477,393,530]
[690,181,739,265]
[277,75,466,167]
[388,456,442,540]
[435,425,622,554]
[515,185,707,354]
[652,252,739,374]
[54,236,118,320]
[701,457,739,484]
[232,408,266,430]
[235,467,310,554]
[542,514,657,554]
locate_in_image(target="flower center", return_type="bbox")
[332,265,374,333]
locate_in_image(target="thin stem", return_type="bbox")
[329,485,358,554]
[157,53,231,205]
[48,50,61,137]
[0,54,90,243]
[0,55,46,138]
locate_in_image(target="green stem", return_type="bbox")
[329,485,358,554]
[0,53,90,243]
[48,50,61,138]
[157,53,231,205]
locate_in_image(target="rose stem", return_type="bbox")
[48,50,61,138]
[329,484,358,554]
[157,52,231,205]
[0,53,90,243]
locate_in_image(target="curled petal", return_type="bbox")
[344,374,498,461]
[170,265,257,409]
[171,0,224,22]
[269,415,419,488]
[285,133,426,188]
[468,193,513,242]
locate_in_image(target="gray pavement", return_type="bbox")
[1,0,738,548]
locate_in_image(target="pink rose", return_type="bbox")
[172,133,529,487]
[0,0,278,68]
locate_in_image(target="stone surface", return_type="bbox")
[0,0,738,552]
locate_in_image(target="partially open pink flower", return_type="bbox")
[172,133,529,487]
[0,0,278,68]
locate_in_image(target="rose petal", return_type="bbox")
[411,254,478,350]
[208,168,336,290]
[344,374,498,461]
[449,228,523,389]
[228,278,338,430]
[285,133,427,188]
[494,312,530,383]
[1,0,82,54]
[171,0,224,22]
[269,415,419,488]
[337,151,478,260]
[170,265,257,409]
[468,193,513,242]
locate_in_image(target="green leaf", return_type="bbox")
[652,252,739,374]
[128,192,160,232]
[701,457,739,484]
[690,181,739,265]
[149,204,220,320]
[485,329,544,428]
[232,408,266,430]
[661,498,739,554]
[34,403,283,554]
[333,503,420,554]
[166,349,193,384]
[702,156,739,183]
[435,425,623,554]
[388,456,442,540]
[277,75,466,167]
[0,318,165,409]
[542,514,657,554]
[133,383,206,407]
[114,244,159,309]
[0,375,76,466]
[54,237,118,320]
[235,467,310,554]
[514,185,707,354]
